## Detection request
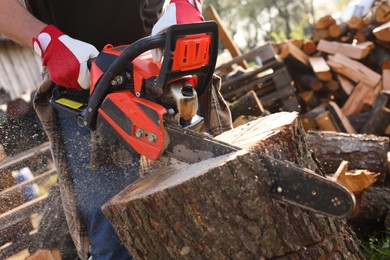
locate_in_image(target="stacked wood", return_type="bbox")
[270,6,390,137]
[103,112,364,259]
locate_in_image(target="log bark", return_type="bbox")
[306,130,389,183]
[103,112,363,259]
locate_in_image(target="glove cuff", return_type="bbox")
[32,25,64,57]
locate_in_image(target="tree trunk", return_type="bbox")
[103,112,364,259]
[306,130,389,183]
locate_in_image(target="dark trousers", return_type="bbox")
[56,111,137,259]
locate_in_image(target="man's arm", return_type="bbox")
[0,0,46,47]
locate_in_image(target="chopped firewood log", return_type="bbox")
[229,90,265,120]
[364,0,390,25]
[317,40,374,59]
[302,40,316,55]
[342,82,376,115]
[328,22,348,38]
[348,16,369,30]
[102,112,364,259]
[312,29,330,42]
[337,74,354,95]
[327,101,357,133]
[289,38,304,49]
[327,53,382,87]
[332,161,379,195]
[361,91,390,135]
[295,74,324,91]
[309,56,332,81]
[354,26,375,42]
[315,111,340,131]
[306,130,389,183]
[373,20,390,42]
[299,104,327,131]
[298,90,320,111]
[326,80,340,92]
[315,15,336,29]
[383,60,390,91]
[279,42,309,66]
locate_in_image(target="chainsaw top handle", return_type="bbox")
[81,21,218,130]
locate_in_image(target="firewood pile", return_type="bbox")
[213,1,390,237]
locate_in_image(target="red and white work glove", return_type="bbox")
[151,0,204,62]
[33,25,99,90]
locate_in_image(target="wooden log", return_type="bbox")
[302,40,316,55]
[311,29,330,43]
[361,92,390,136]
[364,0,390,25]
[317,40,374,60]
[229,90,264,120]
[279,41,309,66]
[354,25,375,42]
[348,16,369,30]
[298,90,320,111]
[326,79,340,92]
[348,186,390,234]
[342,82,375,115]
[337,74,355,96]
[103,112,364,259]
[327,101,357,134]
[373,20,390,42]
[327,53,382,87]
[309,56,332,81]
[295,74,324,91]
[328,22,348,38]
[306,130,389,183]
[315,15,336,30]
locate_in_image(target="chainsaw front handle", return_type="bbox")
[81,21,218,130]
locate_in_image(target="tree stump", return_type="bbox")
[102,112,364,259]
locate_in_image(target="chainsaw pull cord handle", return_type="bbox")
[81,34,166,130]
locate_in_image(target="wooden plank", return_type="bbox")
[317,40,374,59]
[216,43,277,73]
[0,142,51,172]
[327,53,381,87]
[309,56,332,81]
[204,5,248,69]
[0,168,57,199]
[0,194,48,231]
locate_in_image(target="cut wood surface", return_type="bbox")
[373,20,390,42]
[348,16,369,30]
[342,82,375,115]
[306,130,389,183]
[103,112,363,259]
[308,56,332,81]
[279,42,309,66]
[337,74,355,95]
[317,40,374,59]
[383,60,390,91]
[328,22,348,38]
[327,53,381,87]
[315,15,336,29]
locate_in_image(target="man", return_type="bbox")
[0,0,204,258]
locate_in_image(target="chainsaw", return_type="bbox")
[49,21,355,218]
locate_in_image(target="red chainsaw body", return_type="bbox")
[87,29,214,160]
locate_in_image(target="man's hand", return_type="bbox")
[151,0,204,62]
[33,25,99,90]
